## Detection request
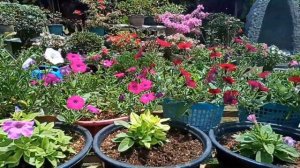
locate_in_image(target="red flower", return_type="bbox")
[209,88,221,95]
[156,38,171,47]
[205,66,218,83]
[173,58,183,66]
[234,37,243,44]
[179,67,191,79]
[177,42,193,50]
[73,10,82,15]
[186,79,197,89]
[246,43,257,53]
[223,76,235,84]
[102,48,109,55]
[288,76,300,84]
[248,80,269,92]
[258,71,271,79]
[219,63,237,72]
[223,90,239,105]
[259,86,269,92]
[210,51,222,59]
[134,46,145,60]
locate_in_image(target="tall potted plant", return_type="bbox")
[46,10,64,36]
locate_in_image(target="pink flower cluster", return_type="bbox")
[67,53,87,73]
[158,5,209,34]
[127,78,157,104]
[66,95,101,114]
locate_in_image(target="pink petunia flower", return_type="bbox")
[247,114,257,123]
[71,62,87,73]
[140,92,156,104]
[128,81,142,94]
[43,73,61,86]
[87,105,101,114]
[66,95,85,110]
[102,60,114,68]
[114,72,125,79]
[3,120,34,140]
[126,67,137,73]
[67,53,83,63]
[140,79,153,91]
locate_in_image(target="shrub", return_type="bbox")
[0,2,47,41]
[65,31,104,54]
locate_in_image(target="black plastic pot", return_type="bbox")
[209,122,300,168]
[93,121,212,168]
[56,122,93,168]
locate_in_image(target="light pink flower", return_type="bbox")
[114,72,125,79]
[102,60,114,68]
[247,114,257,123]
[3,120,34,140]
[289,60,299,67]
[87,105,101,114]
[66,95,85,110]
[140,92,156,104]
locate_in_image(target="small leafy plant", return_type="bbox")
[234,114,300,164]
[113,111,170,152]
[0,112,75,168]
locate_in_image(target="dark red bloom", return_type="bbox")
[205,66,218,83]
[210,51,222,59]
[156,38,171,47]
[134,46,145,60]
[223,90,239,105]
[209,88,221,95]
[177,42,193,50]
[223,76,235,84]
[245,43,257,53]
[248,80,269,92]
[234,37,243,44]
[258,71,271,79]
[179,67,191,79]
[219,63,237,72]
[186,79,197,89]
[259,86,269,92]
[173,58,183,66]
[102,48,109,55]
[288,76,300,84]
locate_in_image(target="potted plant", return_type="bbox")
[0,12,15,34]
[0,111,93,168]
[45,10,64,36]
[117,0,152,27]
[93,111,212,167]
[158,4,208,35]
[209,115,300,168]
[238,69,300,128]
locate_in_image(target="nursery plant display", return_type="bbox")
[45,10,64,35]
[93,111,212,167]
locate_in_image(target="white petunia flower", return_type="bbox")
[44,48,64,65]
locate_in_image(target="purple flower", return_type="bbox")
[247,114,257,123]
[87,105,101,114]
[2,120,34,140]
[283,136,296,147]
[119,94,126,102]
[155,92,164,98]
[43,73,61,86]
[60,65,72,76]
[22,58,36,70]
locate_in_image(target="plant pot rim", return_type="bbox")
[54,122,93,168]
[76,116,129,126]
[48,24,63,26]
[129,15,145,18]
[93,121,212,168]
[163,99,224,106]
[209,122,300,168]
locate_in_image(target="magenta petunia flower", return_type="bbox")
[140,79,153,91]
[71,62,87,73]
[2,120,34,140]
[140,92,156,104]
[66,95,85,110]
[67,53,83,63]
[102,60,114,68]
[87,105,101,114]
[43,73,61,86]
[114,72,125,79]
[128,81,142,94]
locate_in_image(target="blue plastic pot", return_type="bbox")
[239,103,300,128]
[209,122,300,168]
[31,65,63,80]
[89,27,106,36]
[162,99,224,132]
[93,121,212,168]
[48,24,64,35]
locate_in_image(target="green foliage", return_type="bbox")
[113,111,170,152]
[0,121,75,168]
[65,31,104,54]
[203,13,243,46]
[0,2,47,41]
[117,0,153,15]
[153,2,186,15]
[234,124,300,164]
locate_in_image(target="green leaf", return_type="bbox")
[114,120,130,128]
[256,151,273,164]
[113,133,129,142]
[263,143,275,155]
[118,138,134,152]
[56,115,66,122]
[130,112,140,125]
[47,156,57,167]
[35,157,45,168]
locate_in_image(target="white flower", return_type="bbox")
[44,48,64,65]
[22,58,36,70]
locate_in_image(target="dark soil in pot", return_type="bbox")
[220,132,300,168]
[80,112,126,121]
[101,128,203,167]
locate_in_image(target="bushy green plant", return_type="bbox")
[0,2,47,41]
[155,2,186,15]
[117,0,153,15]
[65,31,104,53]
[0,112,75,168]
[203,13,243,46]
[234,115,300,164]
[113,111,170,152]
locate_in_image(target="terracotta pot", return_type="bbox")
[76,116,129,136]
[35,115,59,123]
[165,27,178,36]
[0,24,14,34]
[129,15,145,27]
